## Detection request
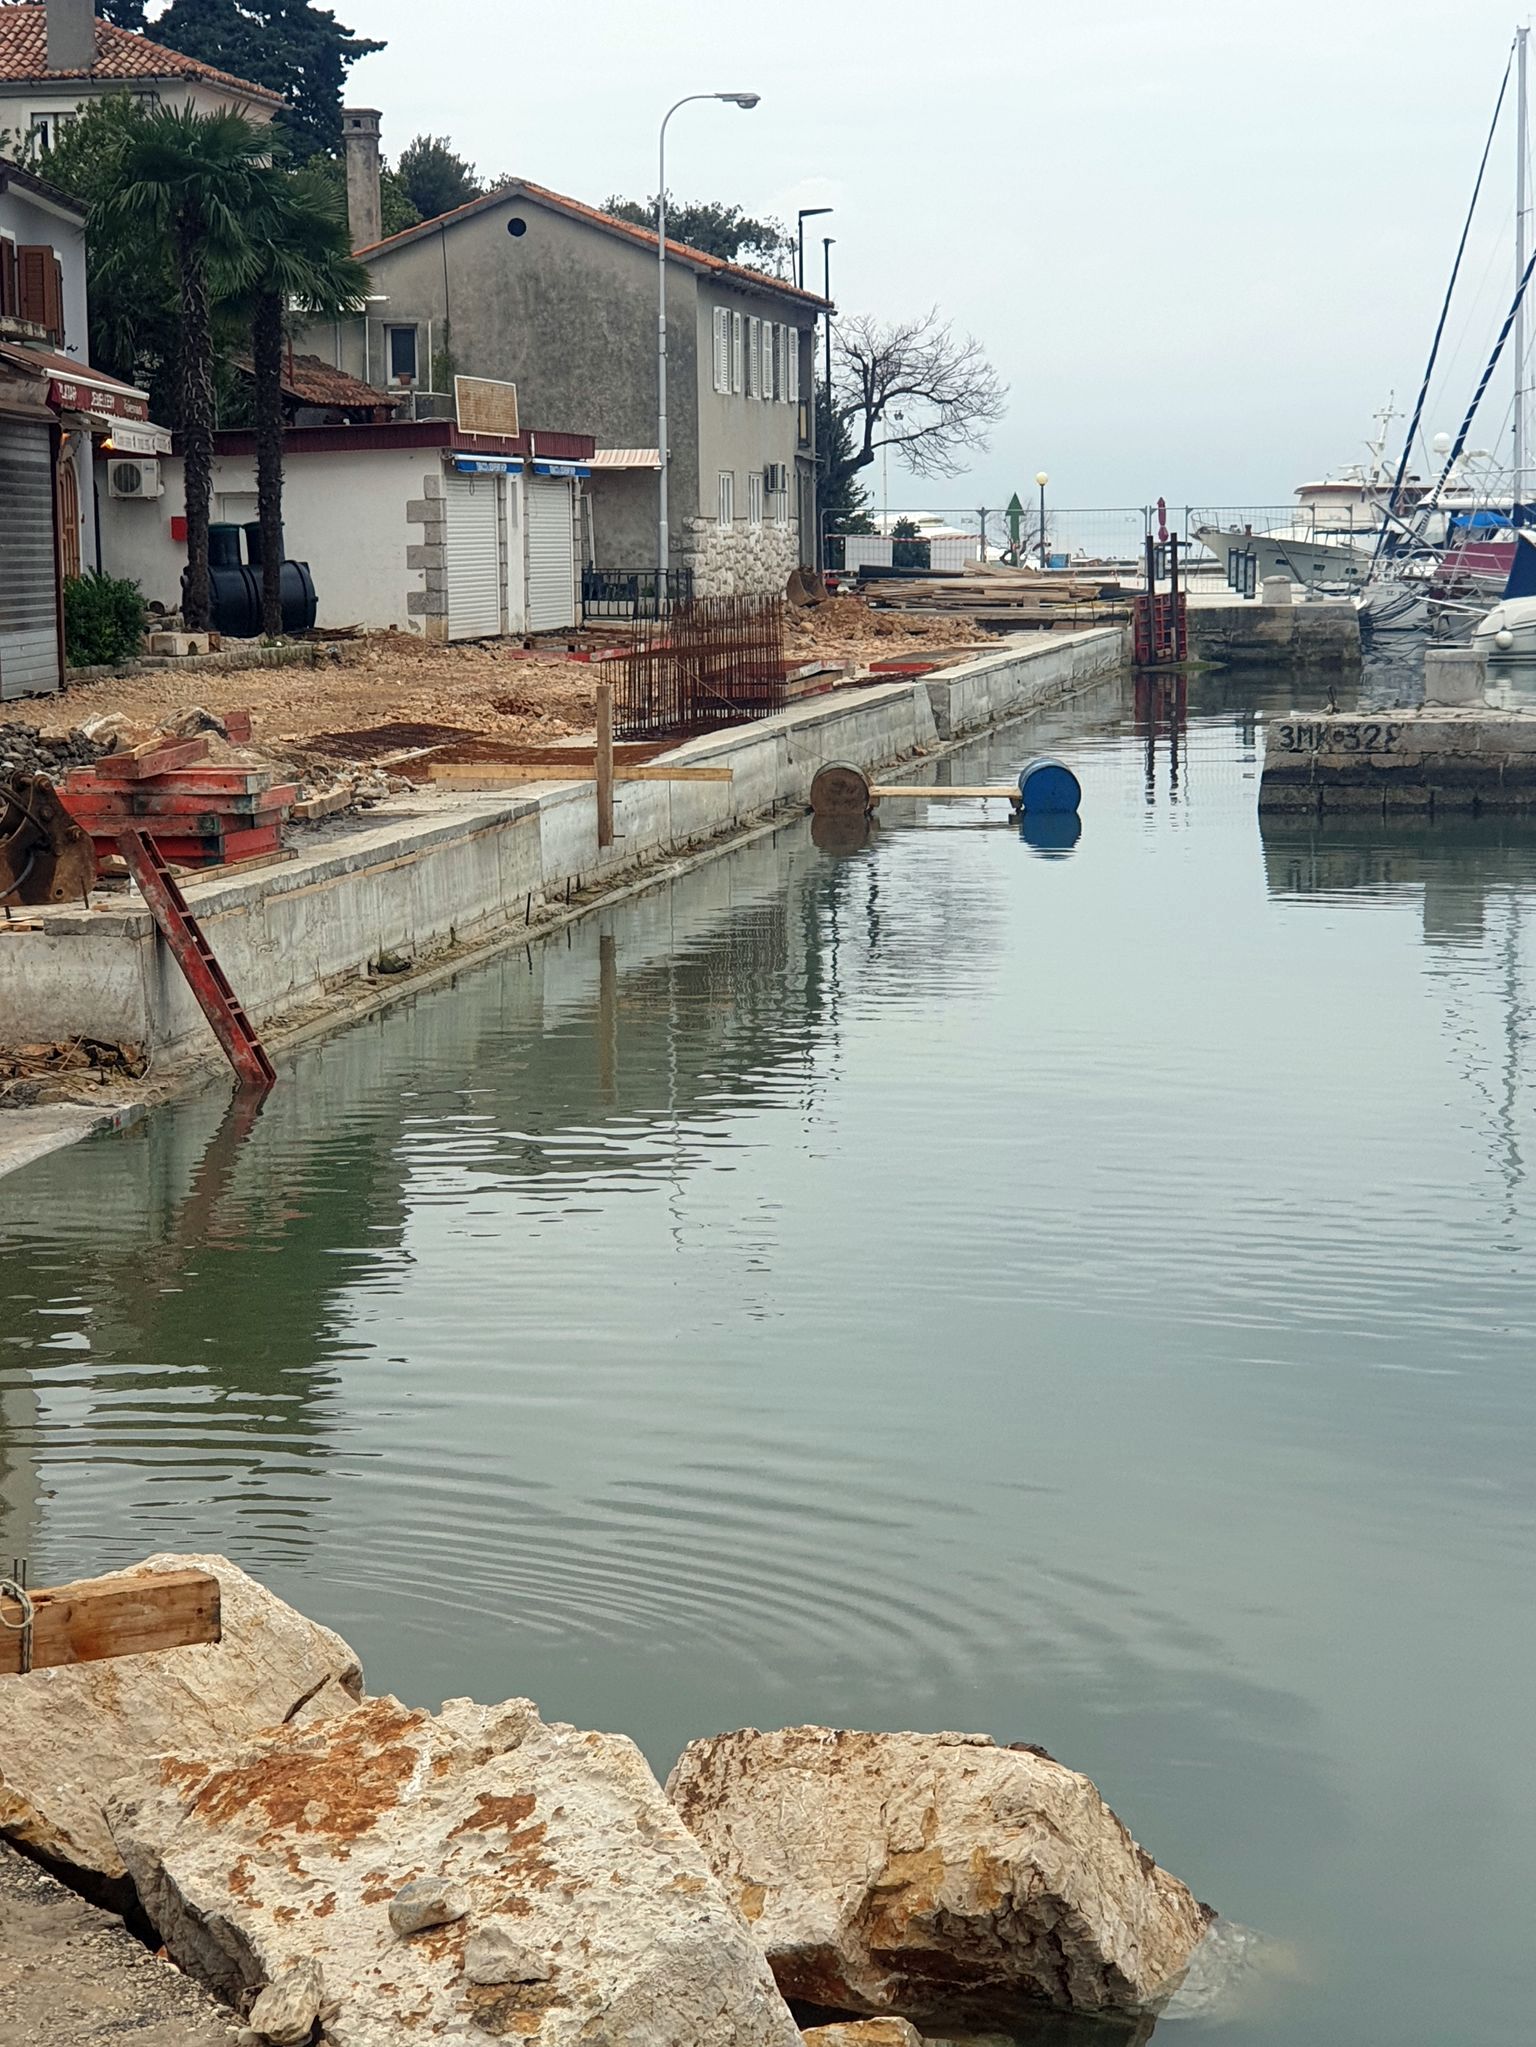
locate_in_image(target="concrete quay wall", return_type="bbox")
[1188,600,1360,669]
[0,628,1128,1067]
[1260,706,1536,813]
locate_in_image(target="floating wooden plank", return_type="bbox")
[0,1567,221,1676]
[868,784,1020,800]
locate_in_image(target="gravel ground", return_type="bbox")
[0,1842,235,2045]
[28,609,987,762]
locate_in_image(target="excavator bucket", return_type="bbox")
[0,773,97,908]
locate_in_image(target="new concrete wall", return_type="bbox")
[0,628,1126,1066]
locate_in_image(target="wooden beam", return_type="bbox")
[426,761,732,789]
[595,681,614,850]
[0,1567,221,1676]
[867,785,1021,801]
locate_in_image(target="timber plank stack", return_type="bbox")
[858,567,1133,629]
[59,736,296,868]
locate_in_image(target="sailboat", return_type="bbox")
[1357,28,1535,648]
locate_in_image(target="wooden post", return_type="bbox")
[596,680,615,850]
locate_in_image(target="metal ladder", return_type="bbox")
[118,831,276,1093]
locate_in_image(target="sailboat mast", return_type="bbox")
[1516,24,1528,508]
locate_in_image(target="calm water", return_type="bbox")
[3,669,1534,2044]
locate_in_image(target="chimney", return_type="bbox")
[341,107,383,253]
[47,0,97,73]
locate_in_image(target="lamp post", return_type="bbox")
[657,91,760,581]
[796,205,831,291]
[1035,470,1049,569]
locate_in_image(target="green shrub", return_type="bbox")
[63,570,148,669]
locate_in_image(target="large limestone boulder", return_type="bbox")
[107,1692,803,2047]
[0,1553,361,1897]
[666,1727,1212,2028]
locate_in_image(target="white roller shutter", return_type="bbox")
[526,476,577,633]
[444,473,502,640]
[0,418,61,698]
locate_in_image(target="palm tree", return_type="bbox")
[246,168,368,636]
[101,107,266,630]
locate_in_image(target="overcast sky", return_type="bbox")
[328,2,1527,515]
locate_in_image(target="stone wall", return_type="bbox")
[1187,601,1360,669]
[683,517,799,599]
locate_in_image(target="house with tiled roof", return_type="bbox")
[295,114,830,602]
[0,0,280,156]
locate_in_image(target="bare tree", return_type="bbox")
[824,310,1007,517]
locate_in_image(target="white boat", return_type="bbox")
[1471,594,1536,656]
[1192,522,1375,586]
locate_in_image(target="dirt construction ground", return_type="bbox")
[30,604,989,758]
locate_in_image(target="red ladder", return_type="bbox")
[118,831,276,1093]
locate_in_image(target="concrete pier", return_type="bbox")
[0,628,1128,1100]
[1259,705,1536,813]
[1186,598,1360,669]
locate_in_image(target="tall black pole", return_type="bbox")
[821,238,835,574]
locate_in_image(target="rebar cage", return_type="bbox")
[617,596,787,741]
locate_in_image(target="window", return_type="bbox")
[762,320,776,399]
[746,317,760,398]
[788,326,800,405]
[747,472,763,526]
[0,238,15,321]
[731,311,743,393]
[387,325,418,385]
[16,244,64,342]
[718,471,735,528]
[27,111,74,156]
[775,478,791,527]
[712,307,731,394]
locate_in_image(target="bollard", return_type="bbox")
[1260,577,1295,606]
[1424,647,1489,706]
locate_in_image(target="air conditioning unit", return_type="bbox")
[107,458,163,501]
[762,461,789,493]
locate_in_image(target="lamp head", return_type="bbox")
[720,92,760,108]
[1035,471,1049,487]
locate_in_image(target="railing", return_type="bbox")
[617,596,786,740]
[583,567,694,620]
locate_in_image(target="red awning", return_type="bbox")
[0,343,149,420]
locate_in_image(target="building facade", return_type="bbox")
[0,154,162,695]
[303,159,826,601]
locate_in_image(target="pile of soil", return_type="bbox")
[786,596,989,660]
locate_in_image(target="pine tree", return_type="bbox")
[151,0,384,159]
[395,135,481,222]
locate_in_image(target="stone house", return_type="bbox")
[0,0,281,156]
[303,124,827,601]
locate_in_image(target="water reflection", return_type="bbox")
[1,669,1534,2047]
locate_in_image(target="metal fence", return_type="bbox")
[827,506,1321,578]
[617,595,787,741]
[583,567,694,620]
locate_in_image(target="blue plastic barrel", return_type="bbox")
[1017,756,1082,813]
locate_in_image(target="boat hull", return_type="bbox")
[1193,525,1374,586]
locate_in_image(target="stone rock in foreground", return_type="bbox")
[108,1693,802,2047]
[667,1727,1212,2027]
[801,2022,924,2046]
[0,1552,362,1894]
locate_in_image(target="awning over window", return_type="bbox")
[587,447,662,470]
[96,417,172,455]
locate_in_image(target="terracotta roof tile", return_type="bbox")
[0,4,282,105]
[357,178,830,311]
[233,350,403,412]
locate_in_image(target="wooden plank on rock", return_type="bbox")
[0,1567,221,1676]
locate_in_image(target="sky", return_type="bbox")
[271,3,1536,514]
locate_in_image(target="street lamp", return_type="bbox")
[657,92,761,581]
[1035,470,1049,570]
[796,205,831,291]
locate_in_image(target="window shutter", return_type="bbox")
[762,321,775,399]
[0,240,16,320]
[747,318,760,398]
[788,324,800,404]
[48,254,64,342]
[777,325,788,402]
[17,245,54,332]
[713,308,729,393]
[732,311,743,392]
